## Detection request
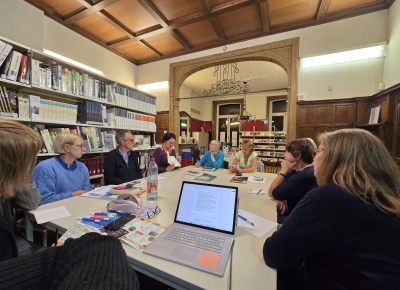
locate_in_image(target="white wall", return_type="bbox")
[384,0,400,88]
[0,0,44,50]
[43,18,137,87]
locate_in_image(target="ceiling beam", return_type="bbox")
[140,40,162,57]
[170,30,191,51]
[110,0,266,48]
[209,18,226,42]
[137,0,169,27]
[385,0,396,8]
[316,0,331,20]
[259,1,270,32]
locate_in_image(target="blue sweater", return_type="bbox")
[32,156,91,205]
[198,151,224,168]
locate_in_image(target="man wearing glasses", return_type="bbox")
[104,130,143,185]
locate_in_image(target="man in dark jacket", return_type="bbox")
[104,130,143,185]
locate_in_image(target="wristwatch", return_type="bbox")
[278,172,286,178]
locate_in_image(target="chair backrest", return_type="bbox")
[223,160,229,169]
[256,161,264,173]
[264,161,281,174]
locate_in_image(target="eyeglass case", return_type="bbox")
[106,195,143,214]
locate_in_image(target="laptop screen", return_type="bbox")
[174,181,238,235]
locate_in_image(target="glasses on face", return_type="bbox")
[317,148,325,153]
[72,144,85,149]
[166,140,175,146]
[123,139,135,143]
[147,205,161,219]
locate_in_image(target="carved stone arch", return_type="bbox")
[169,37,299,142]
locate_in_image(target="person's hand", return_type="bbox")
[281,159,295,173]
[167,164,176,172]
[195,162,200,168]
[176,156,182,163]
[51,241,64,247]
[72,190,87,196]
[230,165,237,173]
[274,200,287,215]
[211,151,217,157]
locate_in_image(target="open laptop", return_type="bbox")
[143,181,238,277]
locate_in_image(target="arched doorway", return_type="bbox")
[168,37,299,142]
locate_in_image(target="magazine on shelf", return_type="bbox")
[368,105,381,124]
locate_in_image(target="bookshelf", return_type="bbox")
[240,131,286,162]
[0,35,157,181]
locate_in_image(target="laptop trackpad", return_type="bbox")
[170,245,199,262]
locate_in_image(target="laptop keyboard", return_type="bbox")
[165,228,225,253]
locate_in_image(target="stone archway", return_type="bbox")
[169,37,299,142]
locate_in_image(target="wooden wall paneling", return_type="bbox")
[297,126,315,140]
[315,105,333,126]
[155,112,169,143]
[334,103,356,127]
[297,105,315,126]
[314,126,334,141]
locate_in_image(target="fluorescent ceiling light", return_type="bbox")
[300,44,387,69]
[138,81,169,91]
[43,49,104,76]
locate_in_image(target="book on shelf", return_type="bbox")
[0,44,13,68]
[18,95,30,119]
[0,50,13,79]
[0,40,6,58]
[17,54,28,83]
[0,88,8,113]
[27,124,47,153]
[6,51,22,81]
[368,105,381,124]
[29,95,40,119]
[230,176,249,184]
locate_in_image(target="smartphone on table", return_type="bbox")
[104,214,135,230]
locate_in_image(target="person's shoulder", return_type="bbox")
[306,184,347,200]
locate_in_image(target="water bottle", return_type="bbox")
[147,158,158,201]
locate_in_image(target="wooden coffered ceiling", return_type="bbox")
[24,0,395,65]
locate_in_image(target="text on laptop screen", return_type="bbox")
[175,182,237,232]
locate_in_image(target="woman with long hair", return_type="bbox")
[263,129,400,289]
[0,118,139,289]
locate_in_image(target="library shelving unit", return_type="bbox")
[0,35,157,182]
[240,130,286,162]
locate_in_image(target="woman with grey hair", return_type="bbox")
[195,140,224,169]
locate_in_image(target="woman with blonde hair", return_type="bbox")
[230,139,257,173]
[263,129,400,289]
[32,132,91,204]
[0,118,139,289]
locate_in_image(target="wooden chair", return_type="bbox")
[263,161,281,173]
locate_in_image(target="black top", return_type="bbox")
[103,149,142,185]
[0,217,18,262]
[272,166,317,214]
[263,184,400,290]
[0,232,139,290]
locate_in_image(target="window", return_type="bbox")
[269,100,287,131]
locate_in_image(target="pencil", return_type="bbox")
[55,228,58,246]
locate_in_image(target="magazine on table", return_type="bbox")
[194,173,217,182]
[230,176,249,184]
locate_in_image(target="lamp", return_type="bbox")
[203,62,250,96]
[230,81,256,123]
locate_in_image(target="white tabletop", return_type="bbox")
[27,166,278,290]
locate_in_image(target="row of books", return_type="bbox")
[113,86,156,114]
[106,108,156,131]
[81,157,104,176]
[31,58,156,115]
[77,100,107,126]
[0,86,18,117]
[0,40,29,84]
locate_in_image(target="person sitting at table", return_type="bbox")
[32,132,91,205]
[153,132,181,173]
[230,139,257,173]
[268,138,318,217]
[263,129,400,290]
[195,140,224,169]
[0,118,140,289]
[104,130,143,185]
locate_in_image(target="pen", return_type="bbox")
[80,217,100,222]
[256,190,262,195]
[55,228,58,246]
[238,215,255,226]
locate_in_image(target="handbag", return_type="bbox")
[106,195,143,214]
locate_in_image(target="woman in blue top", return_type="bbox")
[32,132,91,205]
[268,138,318,216]
[195,140,224,169]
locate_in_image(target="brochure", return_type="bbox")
[194,173,217,182]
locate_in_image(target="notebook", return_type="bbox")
[143,181,238,277]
